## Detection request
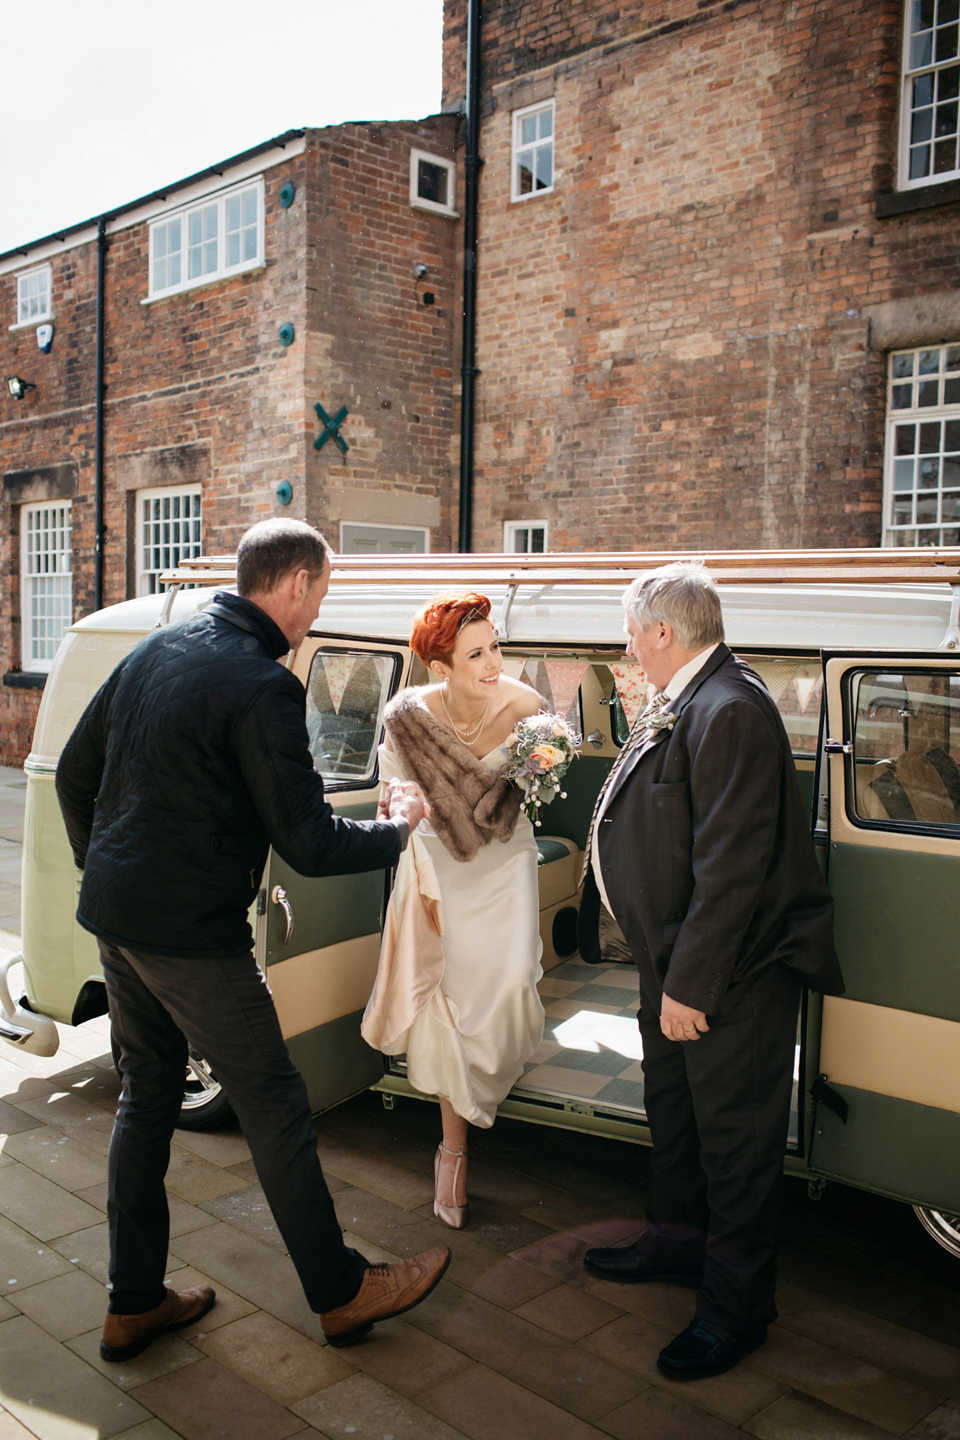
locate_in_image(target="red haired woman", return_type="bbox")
[362,592,545,1227]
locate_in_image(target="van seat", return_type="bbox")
[536,835,579,910]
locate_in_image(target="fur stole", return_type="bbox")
[384,688,523,862]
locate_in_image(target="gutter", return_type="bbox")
[458,0,482,553]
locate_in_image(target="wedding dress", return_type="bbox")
[363,742,544,1128]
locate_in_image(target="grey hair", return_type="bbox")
[236,519,330,596]
[622,561,724,650]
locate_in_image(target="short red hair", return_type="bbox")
[410,591,492,667]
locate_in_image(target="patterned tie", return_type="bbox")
[580,689,670,886]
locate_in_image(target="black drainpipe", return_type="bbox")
[94,216,106,611]
[458,0,482,553]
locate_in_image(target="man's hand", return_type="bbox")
[384,779,429,832]
[660,992,710,1043]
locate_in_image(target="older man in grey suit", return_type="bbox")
[579,563,843,1380]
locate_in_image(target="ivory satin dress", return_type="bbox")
[362,742,545,1128]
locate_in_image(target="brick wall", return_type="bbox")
[304,117,461,549]
[0,118,462,764]
[447,0,960,551]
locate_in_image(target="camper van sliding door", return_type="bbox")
[257,641,404,1116]
[809,654,960,1213]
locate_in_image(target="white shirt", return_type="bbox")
[590,643,719,917]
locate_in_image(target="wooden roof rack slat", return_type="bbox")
[159,547,960,588]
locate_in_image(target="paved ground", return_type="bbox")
[1,768,959,1440]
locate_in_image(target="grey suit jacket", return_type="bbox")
[578,644,843,1012]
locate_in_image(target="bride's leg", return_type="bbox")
[437,1099,469,1207]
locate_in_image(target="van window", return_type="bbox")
[610,655,823,755]
[304,650,399,785]
[851,670,960,829]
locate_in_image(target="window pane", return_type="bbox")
[912,30,934,67]
[934,136,958,170]
[226,195,240,231]
[919,421,941,451]
[894,457,916,490]
[945,377,960,402]
[521,114,537,145]
[243,190,257,226]
[536,144,553,189]
[936,22,959,62]
[893,497,914,524]
[851,670,960,828]
[912,0,935,30]
[919,348,940,373]
[913,106,934,141]
[417,158,448,206]
[892,383,913,408]
[896,423,917,455]
[919,378,940,405]
[945,418,960,449]
[517,153,534,194]
[226,232,240,267]
[942,491,960,519]
[910,143,932,177]
[539,107,553,138]
[893,352,915,378]
[189,211,202,245]
[940,63,960,98]
[242,226,257,261]
[305,652,397,783]
[936,100,957,133]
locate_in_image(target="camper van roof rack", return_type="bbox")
[160,546,960,588]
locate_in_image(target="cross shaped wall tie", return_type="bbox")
[314,403,349,454]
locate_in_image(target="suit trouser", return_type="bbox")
[637,960,802,1335]
[98,939,367,1316]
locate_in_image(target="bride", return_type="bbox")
[361,591,545,1228]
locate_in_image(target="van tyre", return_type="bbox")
[914,1205,960,1259]
[110,1035,235,1132]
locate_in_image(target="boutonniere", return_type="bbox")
[649,710,677,733]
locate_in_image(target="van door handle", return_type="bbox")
[824,739,853,755]
[271,885,294,944]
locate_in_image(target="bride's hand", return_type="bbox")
[384,779,430,830]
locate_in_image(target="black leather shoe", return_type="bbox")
[583,1241,703,1286]
[657,1319,767,1379]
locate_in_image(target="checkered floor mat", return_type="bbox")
[518,959,647,1112]
[522,958,800,1144]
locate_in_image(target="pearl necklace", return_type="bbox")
[440,687,490,743]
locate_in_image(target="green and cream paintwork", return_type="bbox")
[6,578,960,1250]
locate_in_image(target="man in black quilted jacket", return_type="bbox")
[56,519,450,1362]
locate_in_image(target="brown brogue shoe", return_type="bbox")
[321,1246,451,1347]
[101,1284,216,1361]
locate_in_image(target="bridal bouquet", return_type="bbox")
[504,713,580,826]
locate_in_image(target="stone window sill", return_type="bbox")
[875,179,960,219]
[3,671,47,690]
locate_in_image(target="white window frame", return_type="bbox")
[339,521,430,555]
[138,486,202,594]
[504,520,549,553]
[899,0,960,189]
[409,148,458,217]
[883,342,960,547]
[9,264,53,331]
[21,501,72,674]
[145,177,265,302]
[511,99,555,203]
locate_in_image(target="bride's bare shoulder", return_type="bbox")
[418,684,445,719]
[499,675,541,718]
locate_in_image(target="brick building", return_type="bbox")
[443,0,960,556]
[4,0,960,763]
[0,118,460,763]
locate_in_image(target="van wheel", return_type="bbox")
[913,1205,960,1258]
[111,1036,235,1131]
[179,1052,235,1131]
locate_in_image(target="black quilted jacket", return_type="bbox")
[55,592,402,958]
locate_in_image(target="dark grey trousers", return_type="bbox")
[99,939,367,1316]
[637,961,802,1336]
